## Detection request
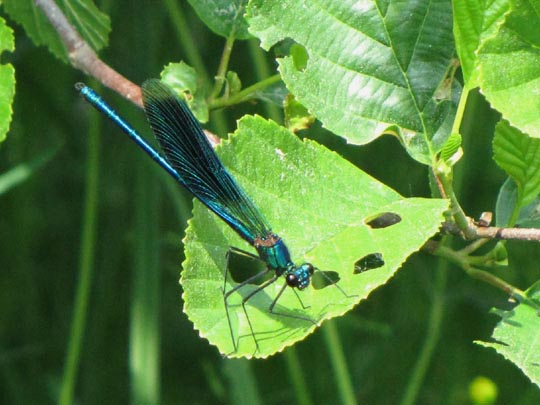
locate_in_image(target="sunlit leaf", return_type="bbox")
[453,0,509,86]
[0,16,15,144]
[246,0,459,164]
[181,116,448,358]
[161,62,209,123]
[478,0,540,137]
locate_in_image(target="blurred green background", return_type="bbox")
[1,1,540,404]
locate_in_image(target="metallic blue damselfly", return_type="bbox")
[76,79,330,352]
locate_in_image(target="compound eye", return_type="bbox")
[305,263,315,275]
[286,273,299,287]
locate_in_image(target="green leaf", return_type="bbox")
[246,0,459,165]
[496,177,518,227]
[493,120,540,224]
[0,16,15,144]
[3,0,110,62]
[161,62,209,123]
[453,0,509,86]
[250,81,288,106]
[476,281,540,388]
[439,132,463,166]
[478,0,540,137]
[181,116,448,358]
[186,0,251,40]
[495,178,540,227]
[515,198,540,228]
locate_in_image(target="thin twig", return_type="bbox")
[441,220,540,242]
[458,238,490,256]
[35,0,223,144]
[34,0,142,106]
[428,241,529,302]
[473,226,540,241]
[210,74,282,109]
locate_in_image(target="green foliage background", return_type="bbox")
[1,0,540,404]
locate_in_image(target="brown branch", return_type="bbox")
[441,219,540,242]
[473,226,540,241]
[34,0,142,107]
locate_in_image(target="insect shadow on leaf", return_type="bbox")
[223,248,357,354]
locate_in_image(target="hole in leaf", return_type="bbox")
[354,253,385,274]
[273,38,296,57]
[290,43,309,71]
[365,212,401,229]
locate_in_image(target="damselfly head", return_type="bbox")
[286,263,314,289]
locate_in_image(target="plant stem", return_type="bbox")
[162,0,229,135]
[322,321,357,405]
[401,263,447,405]
[162,0,209,84]
[435,84,477,237]
[58,102,100,405]
[458,238,490,256]
[35,0,141,105]
[248,39,282,122]
[130,163,161,405]
[210,74,282,110]
[284,348,313,405]
[436,170,472,237]
[210,33,236,100]
[451,84,471,136]
[0,147,57,195]
[434,244,528,301]
[223,359,262,405]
